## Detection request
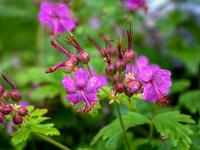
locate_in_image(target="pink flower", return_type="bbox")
[62,68,105,112]
[124,0,146,11]
[38,2,76,35]
[126,55,172,103]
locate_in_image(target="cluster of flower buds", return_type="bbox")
[0,74,28,125]
[88,28,172,104]
[88,29,140,98]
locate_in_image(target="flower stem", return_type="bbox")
[115,102,131,150]
[148,122,154,143]
[34,133,71,150]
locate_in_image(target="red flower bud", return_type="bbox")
[123,50,136,63]
[128,80,142,94]
[10,89,22,102]
[116,59,126,72]
[78,51,90,64]
[0,104,13,115]
[0,112,5,123]
[13,115,23,125]
[105,64,116,76]
[19,106,28,116]
[62,57,78,73]
[1,90,9,101]
[115,82,124,93]
[124,87,134,97]
[0,85,4,97]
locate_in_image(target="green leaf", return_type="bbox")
[152,111,195,150]
[11,106,60,148]
[91,112,149,150]
[119,94,136,111]
[170,79,191,95]
[97,87,112,100]
[30,85,61,102]
[30,109,48,117]
[179,90,200,113]
[11,127,31,146]
[31,123,60,136]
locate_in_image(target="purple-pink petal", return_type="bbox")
[62,76,76,92]
[59,18,76,31]
[53,3,70,17]
[40,2,54,16]
[153,69,172,94]
[74,68,90,88]
[85,76,101,93]
[142,83,158,103]
[38,2,76,35]
[67,92,81,105]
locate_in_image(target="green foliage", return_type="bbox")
[91,112,149,150]
[11,106,60,147]
[152,111,195,150]
[179,90,200,113]
[170,79,191,95]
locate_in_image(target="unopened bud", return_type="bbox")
[1,90,10,101]
[13,115,23,125]
[128,80,142,94]
[78,51,90,64]
[123,50,136,63]
[10,89,21,102]
[19,106,28,116]
[62,57,78,73]
[0,85,4,97]
[115,82,124,93]
[116,59,126,72]
[0,104,13,115]
[0,112,5,123]
[124,87,134,97]
[105,64,116,76]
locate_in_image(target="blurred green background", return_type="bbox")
[0,0,200,149]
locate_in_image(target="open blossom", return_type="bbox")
[62,68,105,112]
[38,2,76,35]
[126,55,172,103]
[124,0,146,11]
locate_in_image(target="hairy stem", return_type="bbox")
[115,102,131,150]
[35,133,71,150]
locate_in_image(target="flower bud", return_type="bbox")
[1,90,10,101]
[114,82,124,93]
[19,107,28,116]
[128,80,142,94]
[78,51,90,64]
[13,115,23,125]
[105,64,116,76]
[116,59,126,72]
[62,57,78,73]
[123,50,136,63]
[10,89,22,102]
[0,85,4,97]
[0,112,5,123]
[124,87,134,97]
[0,104,13,115]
